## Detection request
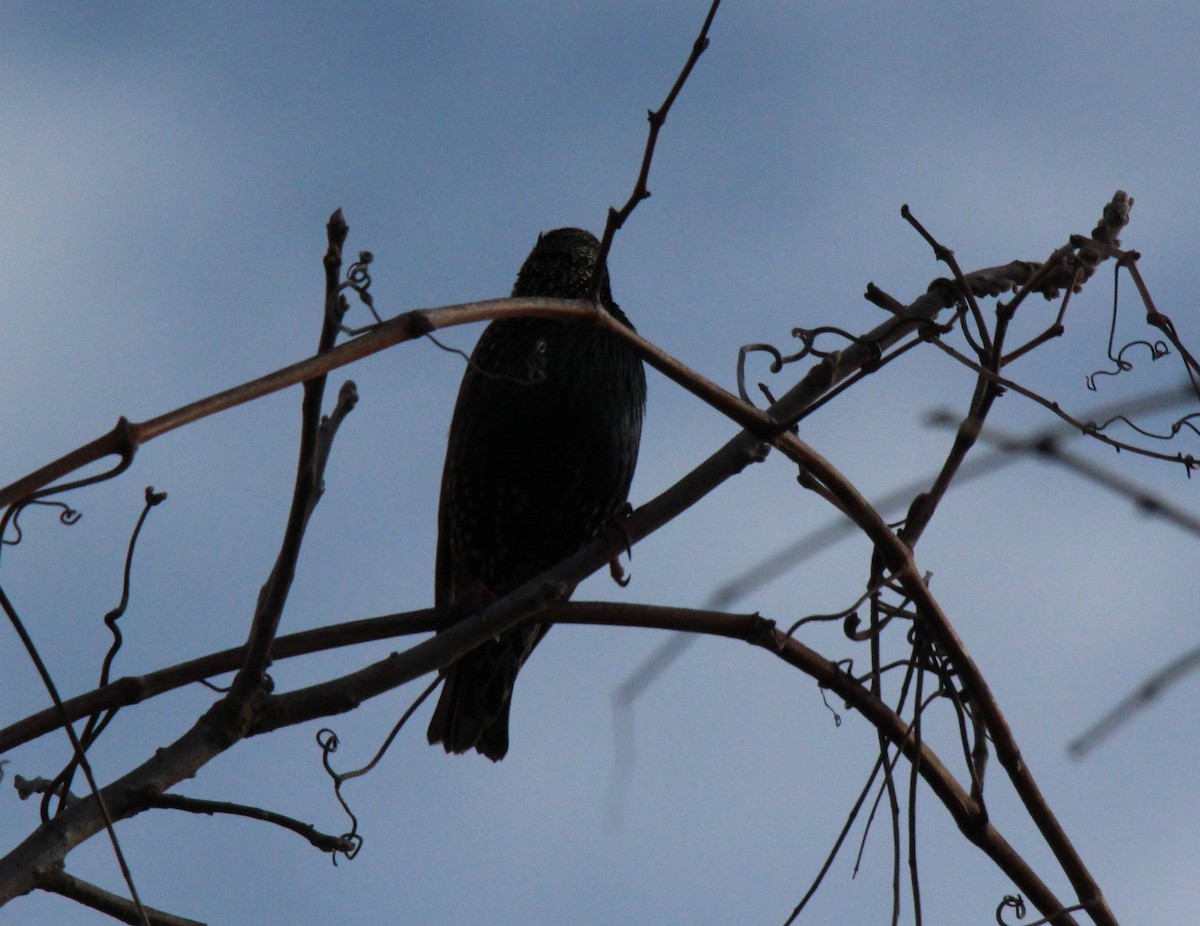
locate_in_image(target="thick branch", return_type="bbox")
[252,601,1073,920]
[0,605,455,753]
[0,596,1080,922]
[0,296,767,514]
[0,698,243,904]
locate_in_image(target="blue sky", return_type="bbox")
[3,3,1199,923]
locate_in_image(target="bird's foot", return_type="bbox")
[603,503,635,587]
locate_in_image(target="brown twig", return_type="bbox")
[145,793,355,855]
[902,203,993,355]
[230,210,353,698]
[0,587,150,925]
[41,869,204,926]
[2,593,1079,923]
[594,0,722,283]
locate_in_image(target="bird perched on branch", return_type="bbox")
[427,227,647,760]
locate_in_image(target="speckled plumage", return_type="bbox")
[426,228,647,760]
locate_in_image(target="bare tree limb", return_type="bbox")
[40,869,205,926]
[145,793,355,855]
[595,0,722,278]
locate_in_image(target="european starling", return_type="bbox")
[426,227,646,761]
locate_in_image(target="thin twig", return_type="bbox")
[0,585,149,925]
[232,209,352,696]
[595,0,722,281]
[41,869,204,926]
[146,793,356,855]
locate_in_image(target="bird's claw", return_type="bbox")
[604,502,635,587]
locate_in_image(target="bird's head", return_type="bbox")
[512,227,612,304]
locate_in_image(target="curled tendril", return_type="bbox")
[818,686,843,727]
[314,729,363,864]
[314,680,441,865]
[793,326,864,359]
[845,610,898,642]
[0,439,135,566]
[347,250,373,287]
[338,250,383,334]
[317,728,341,760]
[1,499,82,548]
[43,484,173,822]
[1085,338,1169,390]
[1085,261,1169,390]
[335,833,364,864]
[1088,410,1200,443]
[995,894,1025,925]
[994,894,1087,926]
[737,325,874,405]
[424,332,547,386]
[735,342,783,404]
[786,603,859,637]
[316,727,361,861]
[736,313,956,407]
[818,660,854,727]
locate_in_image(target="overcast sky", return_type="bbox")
[3,3,1199,924]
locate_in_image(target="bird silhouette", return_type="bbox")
[427,227,646,760]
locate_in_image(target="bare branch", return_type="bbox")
[595,0,722,279]
[232,210,355,697]
[145,793,355,856]
[40,869,205,926]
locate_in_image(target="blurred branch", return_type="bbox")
[1068,644,1200,758]
[615,411,1053,708]
[932,414,1200,537]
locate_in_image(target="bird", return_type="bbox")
[426,227,647,761]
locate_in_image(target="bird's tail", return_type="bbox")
[426,624,545,761]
